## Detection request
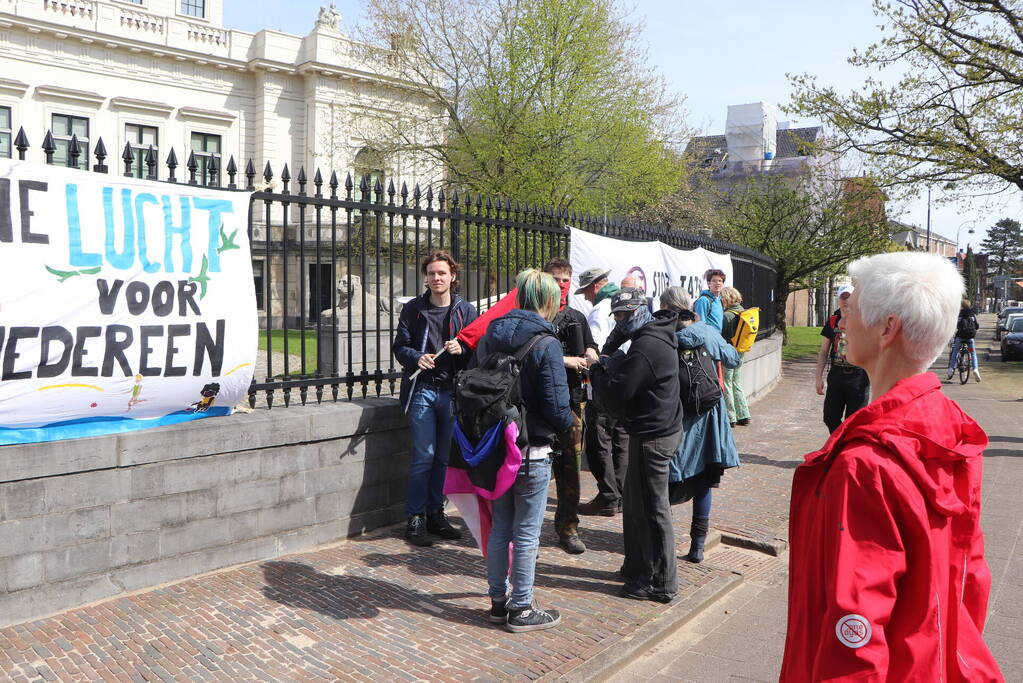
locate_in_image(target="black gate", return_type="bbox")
[8,127,778,409]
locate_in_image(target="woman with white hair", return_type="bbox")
[781,252,1001,682]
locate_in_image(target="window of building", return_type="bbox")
[190,132,221,183]
[354,148,386,197]
[126,123,158,179]
[180,0,205,17]
[0,106,11,159]
[52,113,90,170]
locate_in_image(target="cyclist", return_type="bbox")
[946,298,981,382]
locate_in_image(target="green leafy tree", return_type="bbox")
[789,0,1023,195]
[357,0,687,215]
[980,217,1023,275]
[719,172,893,341]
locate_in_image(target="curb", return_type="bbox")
[719,531,788,557]
[550,570,743,683]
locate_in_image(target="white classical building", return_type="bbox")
[0,0,444,189]
[1,0,447,330]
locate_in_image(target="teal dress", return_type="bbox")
[669,321,741,503]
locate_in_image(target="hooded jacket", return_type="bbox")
[392,291,478,413]
[590,309,682,439]
[781,372,1003,682]
[671,321,740,483]
[474,309,574,448]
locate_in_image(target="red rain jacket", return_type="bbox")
[781,372,1003,682]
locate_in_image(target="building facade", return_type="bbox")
[0,0,445,329]
[0,0,443,184]
[888,220,958,258]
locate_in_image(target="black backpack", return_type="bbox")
[453,333,552,446]
[957,313,978,339]
[679,345,722,415]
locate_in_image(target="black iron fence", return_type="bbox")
[8,127,778,408]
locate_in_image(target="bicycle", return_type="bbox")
[949,337,976,384]
[956,340,972,384]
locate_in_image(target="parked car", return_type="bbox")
[1001,316,1023,361]
[996,306,1023,341]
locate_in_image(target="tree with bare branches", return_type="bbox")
[353,0,689,215]
[790,0,1023,195]
[718,172,894,340]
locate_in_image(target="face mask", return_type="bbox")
[558,280,571,311]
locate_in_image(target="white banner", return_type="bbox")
[0,160,256,444]
[567,227,732,313]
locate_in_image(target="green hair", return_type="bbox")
[516,268,560,322]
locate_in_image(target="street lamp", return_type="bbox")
[955,220,975,253]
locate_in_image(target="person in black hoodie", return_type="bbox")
[392,251,479,547]
[474,268,574,632]
[589,288,684,603]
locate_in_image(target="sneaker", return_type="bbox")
[488,598,508,624]
[426,511,463,540]
[972,369,981,382]
[621,584,674,604]
[578,495,617,517]
[506,605,561,633]
[946,370,954,380]
[559,534,586,555]
[405,514,433,547]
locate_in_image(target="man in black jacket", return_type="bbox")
[544,259,599,554]
[392,252,479,547]
[589,288,684,603]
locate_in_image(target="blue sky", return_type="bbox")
[225,0,1014,249]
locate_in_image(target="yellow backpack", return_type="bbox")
[730,307,759,353]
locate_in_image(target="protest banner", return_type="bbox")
[0,160,256,445]
[567,227,732,314]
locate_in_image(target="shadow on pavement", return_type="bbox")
[739,452,801,469]
[985,448,1022,459]
[260,560,484,625]
[987,435,1023,444]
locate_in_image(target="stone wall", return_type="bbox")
[739,332,783,404]
[0,398,410,628]
[0,335,783,628]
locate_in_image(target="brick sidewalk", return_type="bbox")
[0,359,828,683]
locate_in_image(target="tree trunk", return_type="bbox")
[775,276,791,345]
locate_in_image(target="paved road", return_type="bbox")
[613,317,1023,682]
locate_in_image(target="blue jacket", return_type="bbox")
[475,309,573,447]
[392,291,478,412]
[671,321,740,482]
[694,290,724,331]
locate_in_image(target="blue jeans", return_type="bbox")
[486,457,552,610]
[948,338,978,371]
[406,385,454,516]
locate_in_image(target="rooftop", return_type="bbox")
[686,126,823,166]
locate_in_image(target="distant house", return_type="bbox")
[889,220,958,258]
[685,102,828,193]
[686,102,867,327]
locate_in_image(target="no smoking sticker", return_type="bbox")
[835,614,871,648]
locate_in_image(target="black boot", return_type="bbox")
[405,514,433,546]
[426,511,463,540]
[684,516,709,563]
